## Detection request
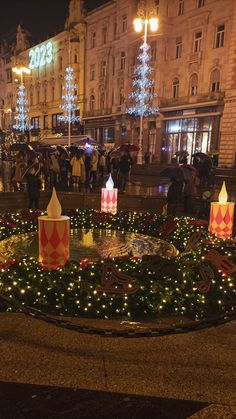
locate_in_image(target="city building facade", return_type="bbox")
[0,0,236,166]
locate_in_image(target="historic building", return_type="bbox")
[1,0,236,166]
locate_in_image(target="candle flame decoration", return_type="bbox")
[47,187,62,218]
[218,181,228,205]
[106,174,114,190]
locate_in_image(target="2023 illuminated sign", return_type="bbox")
[29,41,53,70]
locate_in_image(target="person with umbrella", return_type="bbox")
[25,165,41,210]
[167,177,183,215]
[118,150,133,193]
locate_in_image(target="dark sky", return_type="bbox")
[0,0,109,41]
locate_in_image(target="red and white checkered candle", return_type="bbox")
[208,181,235,239]
[38,188,70,270]
[101,174,118,214]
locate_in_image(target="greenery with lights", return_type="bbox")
[0,209,235,321]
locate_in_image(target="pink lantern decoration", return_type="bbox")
[208,181,235,239]
[38,188,70,270]
[101,174,118,214]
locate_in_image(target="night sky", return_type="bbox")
[0,0,109,41]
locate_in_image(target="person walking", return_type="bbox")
[70,151,85,191]
[167,177,182,215]
[118,151,133,192]
[25,167,41,210]
[183,178,197,215]
[90,150,98,191]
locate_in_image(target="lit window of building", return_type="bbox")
[178,0,184,16]
[190,74,198,96]
[120,51,126,70]
[194,31,202,52]
[210,69,220,92]
[172,78,179,98]
[91,32,96,48]
[90,64,95,81]
[215,24,225,48]
[175,37,182,59]
[122,15,127,32]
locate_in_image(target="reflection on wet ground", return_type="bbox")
[0,229,178,262]
[0,174,235,201]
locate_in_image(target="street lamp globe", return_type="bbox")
[134,18,143,32]
[149,18,158,31]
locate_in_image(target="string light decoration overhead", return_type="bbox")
[59,66,80,147]
[13,84,32,133]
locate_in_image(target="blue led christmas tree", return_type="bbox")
[126,41,159,164]
[59,66,80,146]
[127,42,159,117]
[13,84,32,133]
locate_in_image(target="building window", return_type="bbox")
[210,69,220,92]
[178,0,184,16]
[197,0,204,7]
[113,20,117,39]
[59,56,63,71]
[111,89,114,105]
[90,64,95,81]
[172,78,179,98]
[90,95,95,111]
[100,92,105,110]
[52,113,63,128]
[215,24,225,48]
[190,74,198,96]
[44,88,47,102]
[175,37,182,59]
[112,56,115,76]
[74,54,78,63]
[6,69,12,82]
[44,115,49,129]
[120,51,126,70]
[102,27,107,44]
[101,60,106,77]
[154,0,160,14]
[37,90,40,104]
[122,15,127,32]
[119,87,125,105]
[150,41,157,61]
[51,86,55,101]
[91,32,96,48]
[31,116,40,129]
[194,31,202,52]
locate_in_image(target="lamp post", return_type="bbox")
[12,66,31,85]
[133,12,158,165]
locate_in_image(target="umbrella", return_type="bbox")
[9,143,34,153]
[192,152,211,160]
[57,145,70,157]
[22,162,41,178]
[159,167,184,181]
[116,144,139,152]
[36,146,55,155]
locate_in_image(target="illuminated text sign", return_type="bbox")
[29,41,53,69]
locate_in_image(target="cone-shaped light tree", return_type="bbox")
[59,66,80,147]
[126,42,159,164]
[13,84,32,134]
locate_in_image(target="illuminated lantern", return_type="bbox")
[38,188,70,270]
[101,174,118,214]
[208,181,235,239]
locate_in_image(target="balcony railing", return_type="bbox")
[160,92,225,107]
[83,108,112,118]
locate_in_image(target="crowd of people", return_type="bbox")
[167,156,214,219]
[1,147,134,209]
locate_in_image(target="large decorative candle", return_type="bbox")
[101,174,118,214]
[38,188,70,270]
[208,181,235,239]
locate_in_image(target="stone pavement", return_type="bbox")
[0,313,235,418]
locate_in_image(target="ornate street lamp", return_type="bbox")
[131,1,159,165]
[12,66,32,135]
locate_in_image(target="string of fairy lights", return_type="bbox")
[0,209,235,320]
